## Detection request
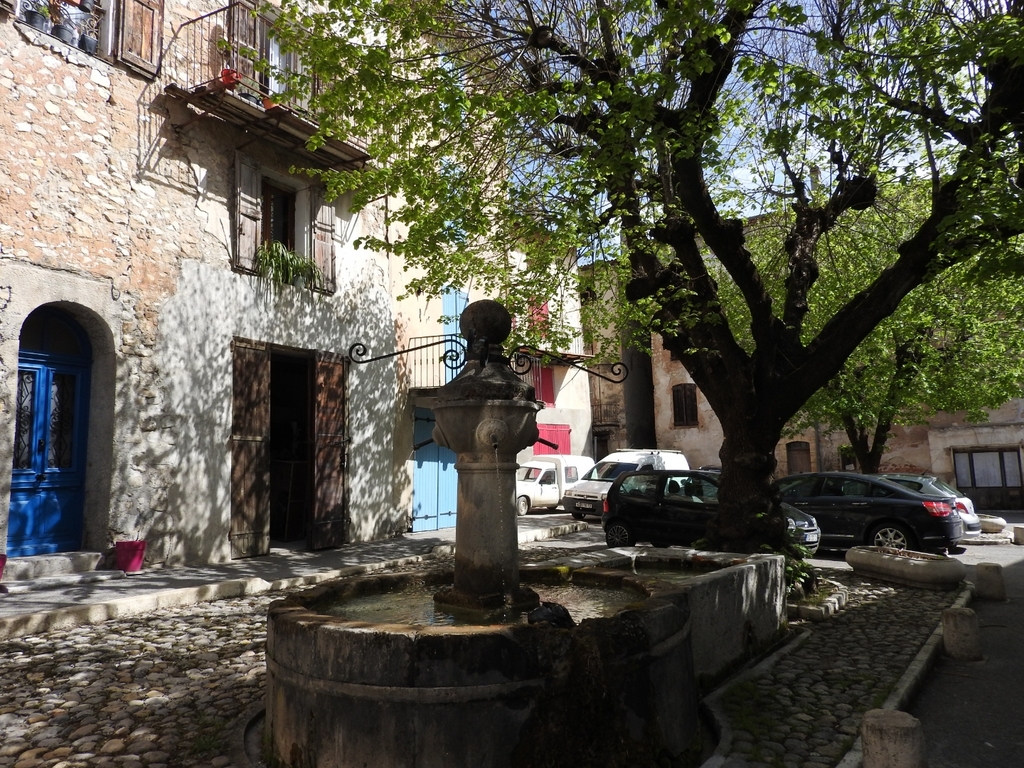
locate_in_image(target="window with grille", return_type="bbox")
[671,383,698,427]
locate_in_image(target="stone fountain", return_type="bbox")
[262,300,786,768]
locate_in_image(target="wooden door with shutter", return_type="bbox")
[309,352,348,549]
[230,338,271,558]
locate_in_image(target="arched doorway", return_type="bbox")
[8,307,93,556]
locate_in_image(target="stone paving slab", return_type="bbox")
[0,529,982,768]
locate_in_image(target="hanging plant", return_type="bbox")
[254,240,323,293]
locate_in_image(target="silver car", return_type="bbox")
[873,473,981,539]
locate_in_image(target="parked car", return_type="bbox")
[515,455,596,516]
[562,450,689,520]
[872,473,981,539]
[600,470,821,554]
[776,472,964,551]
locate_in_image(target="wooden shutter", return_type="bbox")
[311,188,335,292]
[235,152,262,273]
[535,424,571,455]
[227,1,258,82]
[672,383,698,427]
[230,338,271,558]
[310,352,347,549]
[118,0,163,77]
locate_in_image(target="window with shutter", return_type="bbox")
[234,152,262,273]
[118,0,163,76]
[536,365,556,405]
[671,383,698,427]
[311,188,336,293]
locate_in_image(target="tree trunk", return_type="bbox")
[703,418,792,555]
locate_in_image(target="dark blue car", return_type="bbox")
[776,472,963,551]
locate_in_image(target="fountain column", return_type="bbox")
[431,300,542,611]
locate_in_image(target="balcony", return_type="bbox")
[162,2,369,171]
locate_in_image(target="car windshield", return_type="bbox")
[582,462,640,482]
[516,466,543,481]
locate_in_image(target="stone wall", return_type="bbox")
[0,7,405,564]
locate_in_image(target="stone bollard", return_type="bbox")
[1014,526,1024,546]
[861,709,927,768]
[975,562,1007,601]
[942,607,983,661]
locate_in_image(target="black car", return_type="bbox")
[601,470,821,553]
[776,472,964,551]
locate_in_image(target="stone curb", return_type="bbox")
[833,583,974,768]
[699,630,813,768]
[961,534,1012,546]
[0,524,586,641]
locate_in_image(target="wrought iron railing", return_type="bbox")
[165,2,320,112]
[395,335,622,390]
[399,335,465,389]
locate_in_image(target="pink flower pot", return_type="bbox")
[115,540,147,573]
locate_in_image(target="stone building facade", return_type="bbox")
[0,1,410,566]
[648,337,1023,510]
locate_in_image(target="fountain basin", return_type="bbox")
[265,548,785,767]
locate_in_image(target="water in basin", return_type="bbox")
[319,581,644,627]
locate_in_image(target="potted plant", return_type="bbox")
[113,536,147,572]
[21,0,50,31]
[254,240,324,293]
[46,0,77,45]
[77,9,99,53]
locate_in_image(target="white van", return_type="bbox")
[515,455,596,516]
[561,450,689,520]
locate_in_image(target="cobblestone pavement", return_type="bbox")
[0,555,959,768]
[717,570,961,767]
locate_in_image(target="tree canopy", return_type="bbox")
[270,0,1024,553]
[771,191,1024,473]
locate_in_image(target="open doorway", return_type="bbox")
[230,339,348,558]
[269,352,312,542]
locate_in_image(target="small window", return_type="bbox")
[262,180,296,250]
[672,383,698,427]
[539,470,556,485]
[564,467,578,483]
[870,483,897,498]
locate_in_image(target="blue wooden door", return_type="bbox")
[411,408,457,532]
[8,309,92,557]
[442,288,468,383]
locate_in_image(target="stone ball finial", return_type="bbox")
[460,300,512,344]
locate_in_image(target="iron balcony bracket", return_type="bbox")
[512,346,629,384]
[348,337,468,373]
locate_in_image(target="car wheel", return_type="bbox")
[570,510,586,520]
[516,496,531,517]
[869,522,916,550]
[605,520,635,548]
